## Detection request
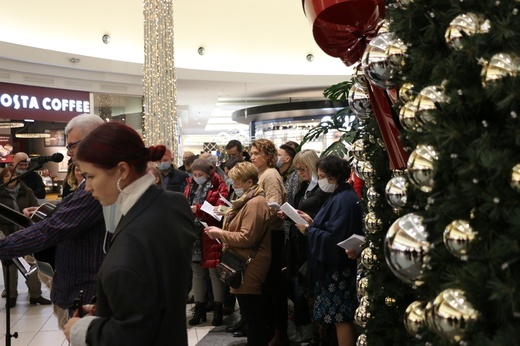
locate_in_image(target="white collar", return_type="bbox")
[119,173,156,216]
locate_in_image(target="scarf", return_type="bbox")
[223,184,264,229]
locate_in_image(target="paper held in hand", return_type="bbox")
[337,234,366,251]
[201,201,222,221]
[279,202,307,225]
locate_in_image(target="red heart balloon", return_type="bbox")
[303,0,386,66]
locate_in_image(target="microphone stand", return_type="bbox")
[0,161,43,346]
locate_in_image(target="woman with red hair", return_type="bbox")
[64,122,196,346]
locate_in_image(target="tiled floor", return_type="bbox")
[0,269,214,346]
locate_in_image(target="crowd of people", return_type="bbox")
[0,113,365,346]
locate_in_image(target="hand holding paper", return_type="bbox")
[200,201,222,221]
[337,234,366,251]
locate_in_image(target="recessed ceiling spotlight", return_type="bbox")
[69,58,81,63]
[198,47,205,56]
[102,34,111,44]
[306,54,314,62]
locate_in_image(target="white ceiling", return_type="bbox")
[0,0,353,135]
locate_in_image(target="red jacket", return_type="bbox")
[184,172,229,268]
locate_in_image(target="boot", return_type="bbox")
[188,302,207,326]
[212,302,223,326]
[225,315,246,332]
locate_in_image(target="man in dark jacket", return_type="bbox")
[11,152,47,199]
[157,149,189,192]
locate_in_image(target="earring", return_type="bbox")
[117,177,123,192]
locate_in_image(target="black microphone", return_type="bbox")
[28,153,64,163]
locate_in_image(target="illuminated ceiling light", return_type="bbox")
[15,120,50,138]
[0,122,25,129]
[198,47,205,56]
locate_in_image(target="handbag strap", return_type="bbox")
[245,227,268,266]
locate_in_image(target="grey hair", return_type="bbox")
[64,113,104,137]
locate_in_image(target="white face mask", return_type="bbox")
[234,188,244,197]
[103,203,122,234]
[318,178,336,193]
[193,176,207,185]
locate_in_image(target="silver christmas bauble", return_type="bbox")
[367,186,380,202]
[413,85,447,127]
[358,160,375,182]
[511,163,520,192]
[348,83,372,120]
[384,213,429,285]
[482,52,520,86]
[407,145,438,193]
[385,176,409,209]
[443,220,477,257]
[445,13,491,49]
[404,301,428,339]
[425,289,479,343]
[361,32,407,89]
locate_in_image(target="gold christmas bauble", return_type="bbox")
[348,83,372,120]
[482,52,520,86]
[399,83,416,103]
[351,138,366,161]
[385,296,396,306]
[399,101,422,132]
[443,219,477,257]
[403,301,428,339]
[356,334,367,346]
[413,85,447,127]
[511,163,520,192]
[358,277,369,296]
[365,212,382,234]
[361,247,377,270]
[445,13,491,49]
[384,213,429,285]
[407,144,438,193]
[425,289,479,343]
[367,186,380,202]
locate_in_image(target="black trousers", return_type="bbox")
[237,294,269,346]
[264,230,288,334]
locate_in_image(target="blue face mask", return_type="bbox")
[157,161,171,171]
[193,176,207,185]
[15,169,27,175]
[275,157,284,168]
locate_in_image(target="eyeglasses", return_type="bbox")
[66,140,82,152]
[295,166,307,173]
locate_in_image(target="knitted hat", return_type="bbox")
[191,158,213,175]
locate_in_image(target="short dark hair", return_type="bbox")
[316,155,350,184]
[284,141,299,151]
[225,140,243,153]
[184,154,198,166]
[279,144,296,160]
[225,156,244,170]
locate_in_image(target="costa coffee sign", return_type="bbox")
[0,82,90,122]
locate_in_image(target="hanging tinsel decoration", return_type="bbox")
[143,0,178,152]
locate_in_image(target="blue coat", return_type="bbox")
[307,184,362,281]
